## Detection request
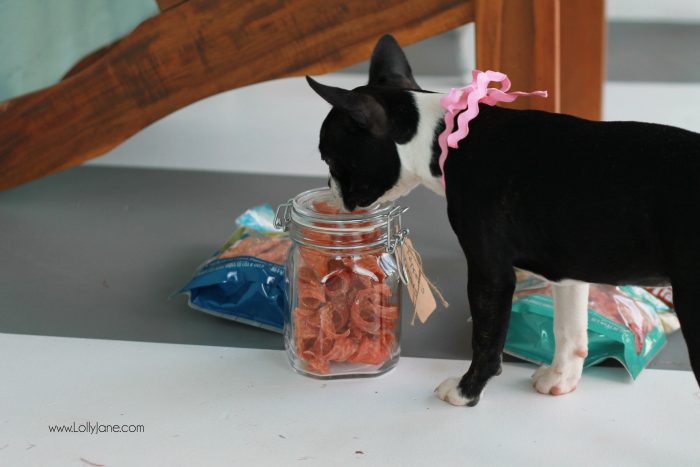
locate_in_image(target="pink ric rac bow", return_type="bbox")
[437,70,548,187]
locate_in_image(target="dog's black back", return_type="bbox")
[445,104,700,286]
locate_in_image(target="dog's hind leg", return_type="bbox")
[669,280,700,387]
[532,281,589,395]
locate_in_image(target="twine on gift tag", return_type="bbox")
[395,238,449,325]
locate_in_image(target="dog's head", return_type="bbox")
[307,34,423,211]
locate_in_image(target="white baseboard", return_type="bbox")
[607,0,700,23]
[604,81,700,131]
[88,77,700,176]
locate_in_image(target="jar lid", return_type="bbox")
[290,187,395,232]
[275,187,408,253]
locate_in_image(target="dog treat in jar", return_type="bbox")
[275,187,409,379]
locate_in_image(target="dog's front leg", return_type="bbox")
[436,271,515,406]
[532,281,589,395]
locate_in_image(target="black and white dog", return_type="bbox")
[306,34,700,406]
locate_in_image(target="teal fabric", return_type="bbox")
[0,0,160,101]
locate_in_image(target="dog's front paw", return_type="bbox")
[532,360,583,396]
[435,377,480,407]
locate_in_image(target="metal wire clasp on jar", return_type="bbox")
[275,187,409,379]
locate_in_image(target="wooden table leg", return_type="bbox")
[561,0,605,120]
[476,0,604,119]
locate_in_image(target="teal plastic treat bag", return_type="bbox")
[505,271,669,379]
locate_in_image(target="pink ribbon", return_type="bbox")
[437,70,548,187]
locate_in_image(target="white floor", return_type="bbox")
[87,76,700,178]
[0,333,698,467]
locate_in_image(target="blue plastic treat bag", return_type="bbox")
[179,204,291,332]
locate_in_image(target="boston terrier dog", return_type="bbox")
[306,34,700,406]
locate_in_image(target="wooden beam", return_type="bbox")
[62,42,120,80]
[157,0,189,11]
[65,0,193,79]
[0,0,474,191]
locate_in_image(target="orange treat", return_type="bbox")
[349,336,388,365]
[326,336,360,361]
[293,248,398,374]
[257,239,292,263]
[299,247,330,277]
[351,256,386,281]
[219,236,291,264]
[298,283,325,310]
[298,266,320,285]
[324,270,352,299]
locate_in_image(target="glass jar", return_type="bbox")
[275,187,409,379]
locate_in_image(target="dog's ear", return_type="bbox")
[368,34,419,89]
[306,76,388,136]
